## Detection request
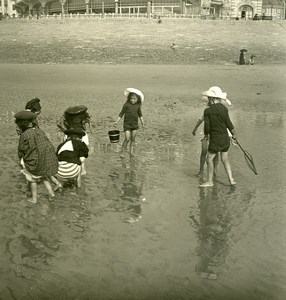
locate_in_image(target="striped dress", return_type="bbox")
[56,139,89,179]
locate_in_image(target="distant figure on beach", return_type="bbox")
[158,16,162,24]
[56,128,89,188]
[114,88,144,158]
[239,49,247,65]
[248,55,255,65]
[171,43,176,50]
[198,86,236,188]
[15,110,61,204]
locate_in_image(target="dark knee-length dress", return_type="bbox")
[119,101,142,131]
[203,103,234,153]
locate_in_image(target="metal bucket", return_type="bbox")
[108,130,120,143]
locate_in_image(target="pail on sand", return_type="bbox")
[108,130,120,143]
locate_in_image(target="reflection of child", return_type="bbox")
[114,88,144,157]
[15,110,61,204]
[56,128,89,188]
[198,86,236,187]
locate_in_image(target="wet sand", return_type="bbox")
[0,64,286,299]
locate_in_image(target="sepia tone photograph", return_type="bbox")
[0,1,285,299]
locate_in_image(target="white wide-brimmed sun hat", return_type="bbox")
[202,86,231,105]
[124,88,144,103]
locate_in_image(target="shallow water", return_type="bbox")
[0,64,285,299]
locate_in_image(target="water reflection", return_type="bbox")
[190,186,234,280]
[108,156,145,223]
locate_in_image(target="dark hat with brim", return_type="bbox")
[65,105,87,115]
[14,110,37,120]
[64,128,85,137]
[25,98,41,111]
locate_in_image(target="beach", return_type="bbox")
[0,19,286,300]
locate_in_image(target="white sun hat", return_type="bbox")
[124,88,144,103]
[202,86,231,105]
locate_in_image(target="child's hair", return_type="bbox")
[25,98,42,114]
[127,92,142,104]
[15,119,37,132]
[63,110,91,131]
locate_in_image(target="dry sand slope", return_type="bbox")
[0,18,285,65]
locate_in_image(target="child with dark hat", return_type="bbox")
[56,128,89,188]
[25,98,42,115]
[57,105,90,145]
[57,105,91,175]
[16,98,42,136]
[15,110,61,203]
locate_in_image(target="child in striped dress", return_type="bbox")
[56,128,89,188]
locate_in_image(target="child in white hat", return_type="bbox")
[198,86,237,187]
[114,88,145,157]
[192,88,232,177]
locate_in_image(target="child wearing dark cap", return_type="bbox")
[16,98,42,136]
[57,105,90,145]
[15,110,62,204]
[56,128,89,188]
[57,105,91,175]
[25,98,42,115]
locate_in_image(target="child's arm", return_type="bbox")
[192,118,203,136]
[230,128,237,140]
[113,116,122,127]
[139,117,144,128]
[114,104,126,127]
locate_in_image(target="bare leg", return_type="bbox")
[76,174,82,188]
[27,182,38,204]
[121,130,131,158]
[43,179,55,197]
[213,153,219,177]
[221,151,236,185]
[81,162,87,175]
[130,130,137,156]
[50,176,63,191]
[198,138,208,176]
[199,152,216,187]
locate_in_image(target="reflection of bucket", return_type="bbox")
[108,130,120,143]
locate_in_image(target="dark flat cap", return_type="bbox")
[65,105,87,115]
[64,128,86,137]
[25,98,41,112]
[15,110,37,120]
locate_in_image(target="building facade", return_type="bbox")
[0,0,18,17]
[9,0,286,20]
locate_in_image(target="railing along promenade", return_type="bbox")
[6,13,236,20]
